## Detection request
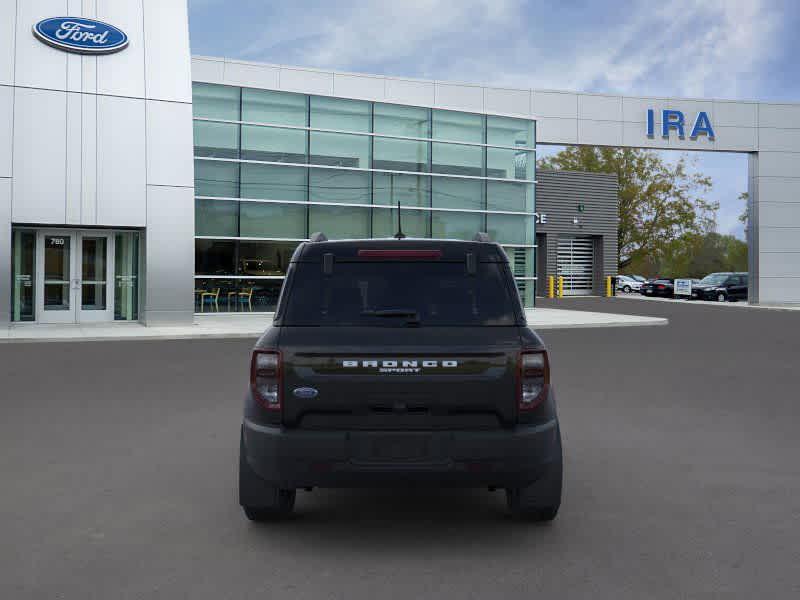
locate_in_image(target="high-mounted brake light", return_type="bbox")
[251,350,282,410]
[518,350,550,411]
[357,249,443,259]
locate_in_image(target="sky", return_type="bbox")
[188,0,800,240]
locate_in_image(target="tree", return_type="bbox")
[538,147,718,270]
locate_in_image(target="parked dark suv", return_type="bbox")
[691,272,749,302]
[239,236,563,521]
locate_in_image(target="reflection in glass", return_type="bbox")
[195,240,236,275]
[11,230,35,322]
[241,163,307,201]
[241,125,307,163]
[374,103,429,137]
[81,237,107,310]
[487,214,533,245]
[193,121,239,159]
[431,143,483,176]
[193,278,233,313]
[310,96,370,131]
[242,89,307,126]
[373,137,428,172]
[431,177,483,210]
[432,211,484,240]
[310,132,369,168]
[309,169,371,204]
[487,116,534,148]
[486,148,532,180]
[432,110,484,143]
[309,205,370,239]
[239,202,306,238]
[238,241,299,276]
[373,173,430,207]
[44,235,71,311]
[192,83,240,121]
[194,160,239,198]
[487,181,533,212]
[196,199,238,237]
[114,232,139,321]
[372,208,430,238]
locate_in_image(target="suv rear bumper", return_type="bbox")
[242,412,561,490]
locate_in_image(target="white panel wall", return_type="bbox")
[96,95,146,226]
[96,0,145,98]
[146,100,194,187]
[11,87,67,224]
[142,0,192,103]
[14,0,69,90]
[0,1,15,86]
[65,92,82,223]
[0,85,12,178]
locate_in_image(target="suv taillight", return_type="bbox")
[518,350,550,410]
[251,350,281,410]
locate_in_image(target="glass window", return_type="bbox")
[240,163,307,201]
[195,240,236,275]
[238,241,299,276]
[239,201,306,239]
[242,88,307,126]
[505,246,534,278]
[196,199,238,237]
[373,173,430,207]
[246,279,284,312]
[487,181,534,212]
[193,121,239,159]
[114,232,139,321]
[432,211,484,240]
[431,177,484,210]
[373,137,428,172]
[374,103,429,137]
[432,110,484,143]
[310,96,370,132]
[194,160,239,198]
[309,205,370,239]
[487,214,533,245]
[431,143,483,176]
[309,168,371,204]
[486,148,533,180]
[372,207,430,238]
[241,125,306,163]
[310,131,369,168]
[11,230,35,322]
[194,278,238,313]
[487,116,534,148]
[192,83,240,121]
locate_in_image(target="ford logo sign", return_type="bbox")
[292,387,319,399]
[33,17,129,55]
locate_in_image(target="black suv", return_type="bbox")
[691,272,749,302]
[239,236,563,521]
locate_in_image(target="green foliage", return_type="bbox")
[538,146,718,269]
[622,232,747,278]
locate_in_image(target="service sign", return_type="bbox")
[674,278,693,297]
[33,17,129,54]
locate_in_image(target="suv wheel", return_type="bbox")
[717,292,727,302]
[623,285,632,293]
[506,429,562,521]
[239,429,296,521]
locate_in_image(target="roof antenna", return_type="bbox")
[394,200,406,239]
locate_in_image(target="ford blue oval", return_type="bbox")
[33,17,129,54]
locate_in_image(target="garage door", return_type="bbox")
[557,236,594,296]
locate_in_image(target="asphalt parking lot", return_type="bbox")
[2,298,799,599]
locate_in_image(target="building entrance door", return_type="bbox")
[36,231,114,323]
[557,236,594,296]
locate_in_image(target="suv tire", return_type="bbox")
[239,429,296,521]
[623,285,632,293]
[506,428,562,521]
[717,292,727,302]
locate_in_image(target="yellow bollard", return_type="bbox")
[606,276,612,297]
[548,275,555,298]
[557,276,564,298]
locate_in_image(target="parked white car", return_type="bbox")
[616,275,643,293]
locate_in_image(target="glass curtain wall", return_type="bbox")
[192,83,537,309]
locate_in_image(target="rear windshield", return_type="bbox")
[282,261,519,326]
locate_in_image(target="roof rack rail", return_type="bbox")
[309,231,328,242]
[473,232,491,242]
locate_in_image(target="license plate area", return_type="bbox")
[350,433,438,463]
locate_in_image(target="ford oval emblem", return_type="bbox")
[293,387,319,399]
[33,17,129,55]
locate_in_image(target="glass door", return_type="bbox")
[36,231,76,323]
[78,232,114,322]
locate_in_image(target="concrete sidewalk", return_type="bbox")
[1,307,667,343]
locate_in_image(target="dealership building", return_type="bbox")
[2,2,800,327]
